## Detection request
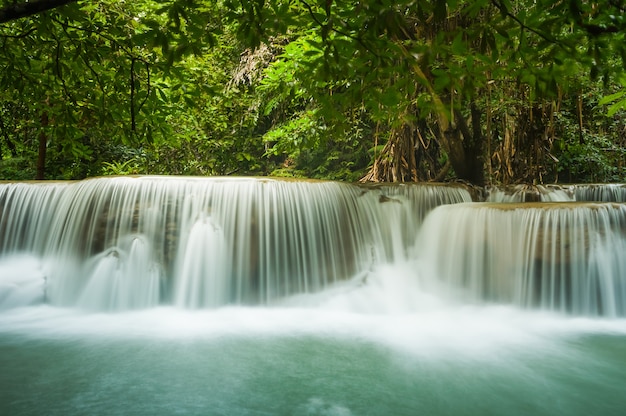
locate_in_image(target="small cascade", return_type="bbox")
[173,217,230,308]
[0,182,70,254]
[486,184,626,203]
[357,183,472,262]
[75,236,162,310]
[485,184,574,202]
[0,177,469,310]
[416,202,626,316]
[572,184,626,202]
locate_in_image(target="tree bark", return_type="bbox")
[0,112,19,158]
[36,112,49,180]
[0,0,78,24]
[455,103,485,185]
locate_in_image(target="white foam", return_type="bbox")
[0,255,46,309]
[2,264,626,361]
[300,398,353,416]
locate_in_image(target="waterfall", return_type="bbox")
[415,202,626,316]
[2,176,625,316]
[485,185,574,202]
[0,182,70,253]
[486,184,626,203]
[3,178,626,416]
[173,217,231,308]
[573,184,626,202]
[0,176,469,310]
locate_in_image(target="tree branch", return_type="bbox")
[0,0,78,24]
[131,58,136,132]
[490,0,556,44]
[137,61,151,115]
[50,15,146,62]
[0,27,36,38]
[300,0,380,59]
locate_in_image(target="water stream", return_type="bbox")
[1,177,625,415]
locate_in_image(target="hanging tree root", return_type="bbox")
[361,126,418,183]
[361,124,450,183]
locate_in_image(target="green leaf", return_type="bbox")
[598,91,626,105]
[451,33,466,55]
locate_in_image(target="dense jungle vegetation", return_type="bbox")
[1,0,625,185]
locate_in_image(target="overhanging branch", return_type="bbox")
[0,0,78,24]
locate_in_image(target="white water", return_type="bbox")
[2,259,626,350]
[0,254,46,309]
[0,176,471,310]
[2,178,626,317]
[173,217,231,307]
[416,202,626,316]
[2,259,626,416]
[2,178,626,316]
[486,183,626,203]
[574,184,626,202]
[486,184,574,202]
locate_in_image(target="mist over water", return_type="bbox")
[2,277,626,416]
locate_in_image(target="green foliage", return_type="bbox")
[263,111,324,156]
[101,159,144,176]
[555,136,625,183]
[599,75,626,117]
[0,0,625,184]
[550,82,626,183]
[0,157,36,180]
[0,0,223,178]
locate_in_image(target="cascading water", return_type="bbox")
[0,181,70,253]
[2,177,626,315]
[415,202,626,316]
[2,176,626,416]
[486,183,626,203]
[486,184,575,202]
[573,183,626,202]
[0,176,471,310]
[173,215,231,308]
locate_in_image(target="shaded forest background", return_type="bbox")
[1,0,625,185]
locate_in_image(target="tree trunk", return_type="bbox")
[0,115,18,158]
[362,102,486,185]
[36,112,48,180]
[458,103,486,185]
[437,103,485,186]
